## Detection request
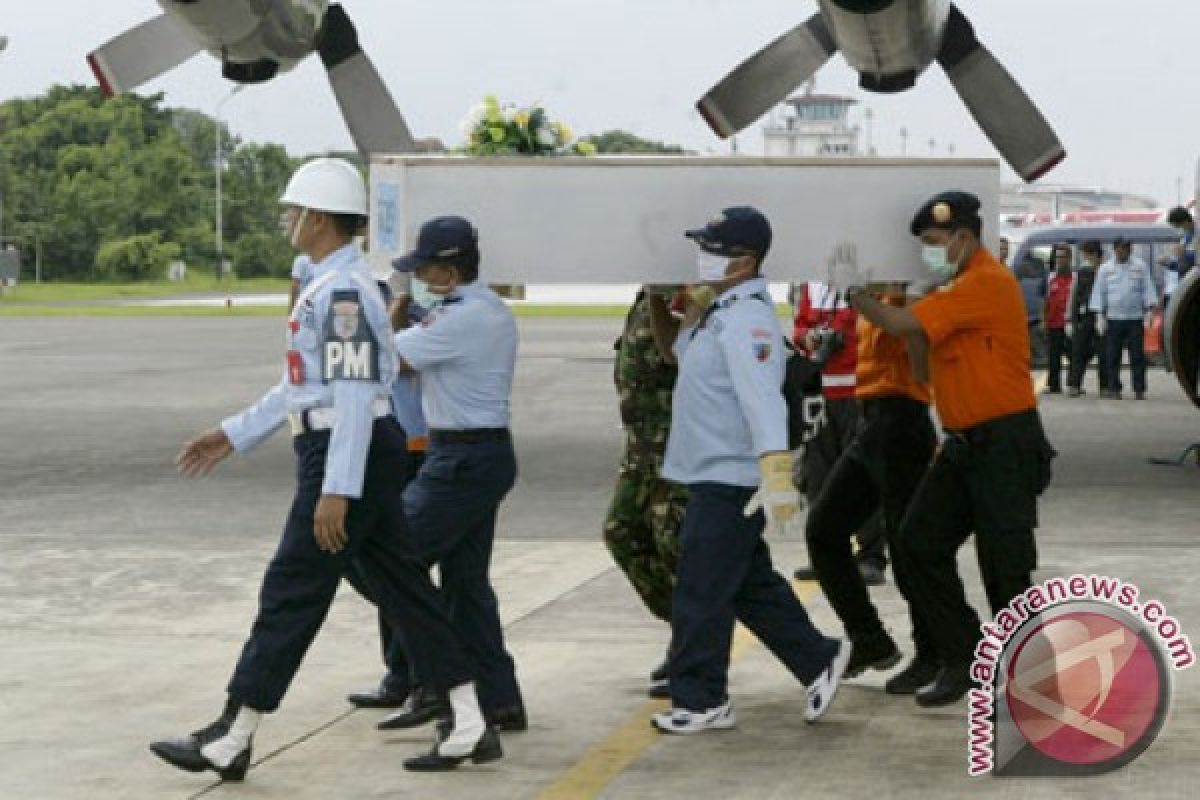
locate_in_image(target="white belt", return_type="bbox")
[288,396,392,436]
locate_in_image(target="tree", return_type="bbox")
[578,130,688,154]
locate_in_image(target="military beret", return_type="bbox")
[910,191,982,236]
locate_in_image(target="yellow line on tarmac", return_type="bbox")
[536,581,820,800]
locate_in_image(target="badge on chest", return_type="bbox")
[322,289,379,382]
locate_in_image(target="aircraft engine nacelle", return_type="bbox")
[156,0,328,83]
[819,0,951,92]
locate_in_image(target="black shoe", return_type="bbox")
[650,659,669,684]
[843,634,902,679]
[884,658,940,695]
[794,565,818,581]
[403,726,503,771]
[915,665,972,707]
[647,681,671,698]
[347,677,409,709]
[857,561,886,587]
[149,734,252,782]
[486,704,528,733]
[377,688,450,730]
[1135,392,1146,401]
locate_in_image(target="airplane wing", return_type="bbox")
[697,13,838,139]
[1165,266,1200,407]
[937,4,1065,182]
[317,4,416,156]
[87,14,203,96]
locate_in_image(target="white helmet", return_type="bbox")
[279,157,368,216]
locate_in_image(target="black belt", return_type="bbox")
[429,427,510,444]
[944,409,1038,448]
[859,395,928,421]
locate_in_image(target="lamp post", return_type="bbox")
[0,35,9,248]
[214,84,244,282]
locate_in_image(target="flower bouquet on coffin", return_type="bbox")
[460,96,596,156]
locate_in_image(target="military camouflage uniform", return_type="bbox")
[603,291,689,622]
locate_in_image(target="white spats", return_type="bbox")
[200,707,260,768]
[437,684,486,758]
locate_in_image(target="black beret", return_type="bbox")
[910,191,982,236]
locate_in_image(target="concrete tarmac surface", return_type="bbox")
[1,316,1198,799]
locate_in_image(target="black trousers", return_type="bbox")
[226,418,474,713]
[1046,328,1068,391]
[342,452,425,697]
[1068,315,1111,391]
[1106,319,1147,394]
[803,396,887,567]
[806,396,937,656]
[669,483,836,711]
[894,411,1052,667]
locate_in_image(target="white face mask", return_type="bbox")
[696,250,733,283]
[410,276,442,310]
[288,209,309,250]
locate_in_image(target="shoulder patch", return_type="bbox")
[753,340,772,362]
[322,289,380,382]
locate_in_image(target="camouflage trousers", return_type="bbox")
[602,463,688,622]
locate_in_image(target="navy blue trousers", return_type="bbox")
[1105,319,1147,394]
[226,419,474,713]
[669,482,837,711]
[402,435,523,711]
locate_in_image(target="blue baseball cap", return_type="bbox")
[686,206,772,258]
[392,215,479,273]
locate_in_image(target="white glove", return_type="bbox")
[744,452,803,536]
[1095,315,1107,336]
[1065,322,1074,338]
[825,243,872,297]
[387,270,412,298]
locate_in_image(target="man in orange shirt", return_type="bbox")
[804,286,938,692]
[829,191,1056,707]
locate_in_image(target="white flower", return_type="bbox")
[536,127,558,148]
[459,103,488,136]
[503,106,518,124]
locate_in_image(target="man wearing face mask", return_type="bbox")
[648,206,849,734]
[380,215,527,738]
[829,190,1055,707]
[149,159,499,779]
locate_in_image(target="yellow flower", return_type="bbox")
[515,111,531,129]
[556,123,574,142]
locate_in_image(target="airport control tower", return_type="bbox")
[763,89,862,158]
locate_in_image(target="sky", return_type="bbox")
[0,1,1195,205]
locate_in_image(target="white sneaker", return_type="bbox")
[806,639,852,723]
[651,701,736,735]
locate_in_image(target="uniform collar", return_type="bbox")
[444,280,484,305]
[311,242,360,272]
[717,276,769,308]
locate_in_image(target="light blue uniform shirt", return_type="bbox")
[222,243,397,498]
[1089,257,1158,320]
[394,282,517,430]
[662,278,788,488]
[291,255,313,290]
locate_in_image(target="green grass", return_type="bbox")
[0,274,291,304]
[0,304,285,317]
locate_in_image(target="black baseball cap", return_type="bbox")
[910,190,982,236]
[392,215,479,273]
[685,206,772,257]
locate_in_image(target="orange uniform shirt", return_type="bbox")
[911,248,1036,430]
[856,299,931,404]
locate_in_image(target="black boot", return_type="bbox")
[347,674,409,709]
[486,704,528,733]
[403,725,503,772]
[915,664,972,707]
[843,633,902,679]
[149,702,252,782]
[884,658,940,695]
[377,687,451,730]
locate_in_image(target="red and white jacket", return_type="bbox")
[793,282,859,400]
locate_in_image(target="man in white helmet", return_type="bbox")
[149,158,501,780]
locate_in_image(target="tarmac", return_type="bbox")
[0,315,1198,800]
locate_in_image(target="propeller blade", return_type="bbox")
[87,14,202,96]
[317,3,415,156]
[697,13,837,139]
[937,5,1064,182]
